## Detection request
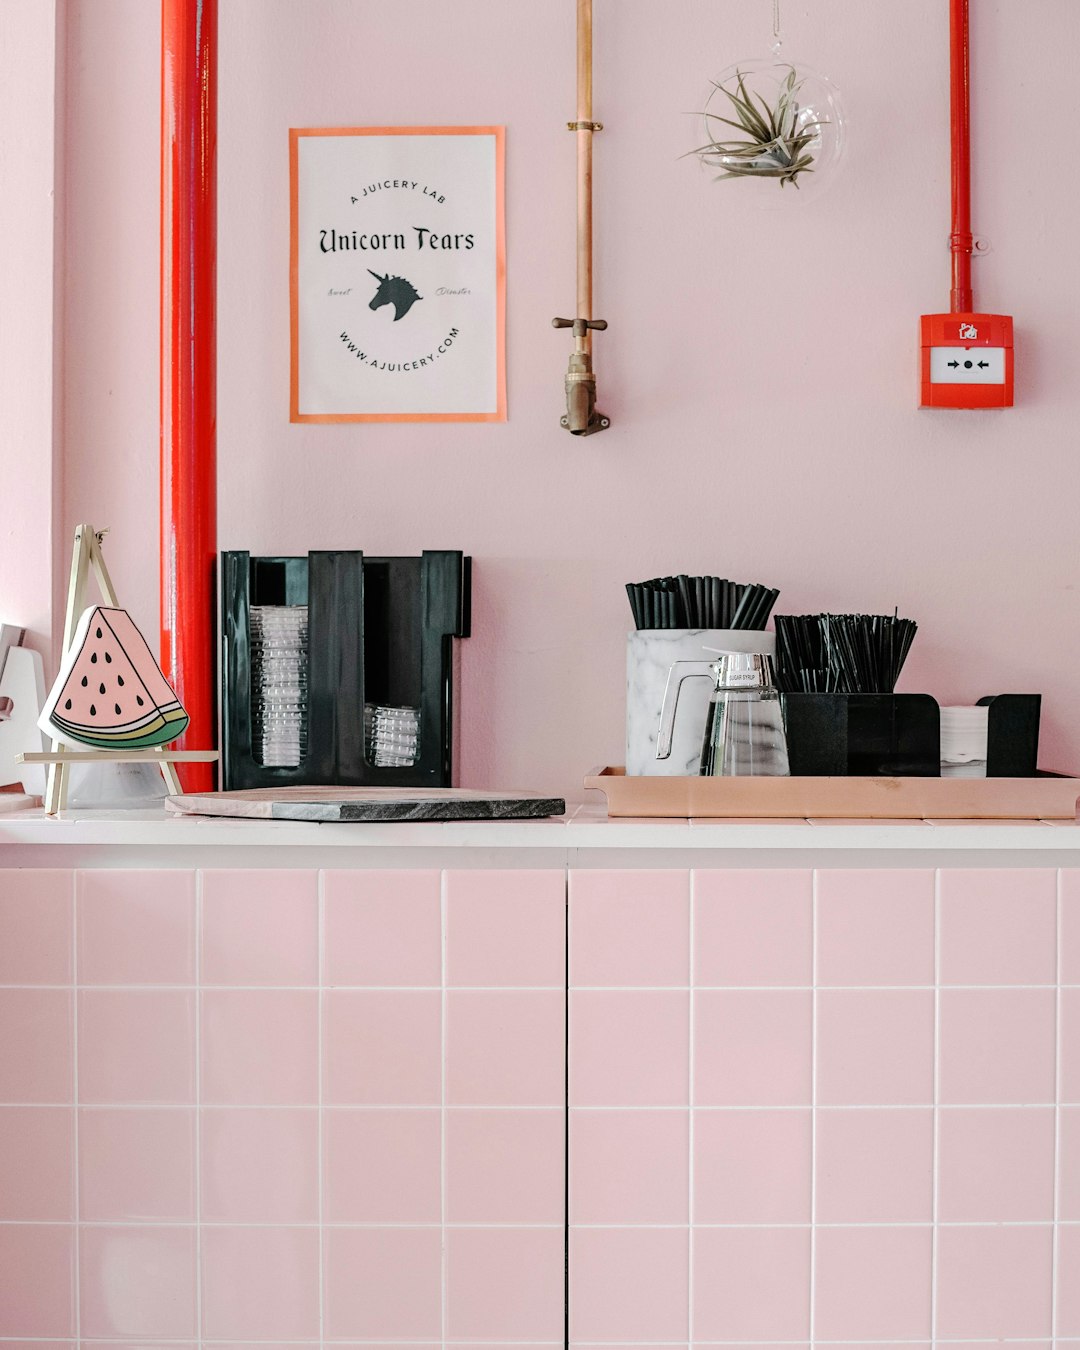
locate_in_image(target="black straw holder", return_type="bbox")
[783,693,1042,778]
[222,549,470,790]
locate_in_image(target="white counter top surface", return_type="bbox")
[2,802,1079,852]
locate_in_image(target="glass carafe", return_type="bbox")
[656,651,790,777]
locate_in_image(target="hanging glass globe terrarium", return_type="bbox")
[692,3,845,202]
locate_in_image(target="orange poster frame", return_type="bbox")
[289,126,506,424]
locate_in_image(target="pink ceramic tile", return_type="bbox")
[77,870,194,985]
[936,1225,1052,1339]
[1060,1105,1080,1219]
[322,869,440,987]
[815,869,934,986]
[323,1227,441,1339]
[571,1108,688,1224]
[80,1225,196,1337]
[815,1107,932,1222]
[694,1107,811,1223]
[0,1106,73,1219]
[90,1344,196,1350]
[570,990,687,1106]
[939,988,1055,1104]
[323,1107,440,1222]
[817,990,933,1105]
[448,869,565,987]
[570,869,688,987]
[200,869,317,986]
[201,990,316,1105]
[695,990,812,1106]
[0,1343,79,1350]
[938,1106,1054,1221]
[814,1226,931,1340]
[200,1226,319,1340]
[956,1344,1049,1350]
[571,1227,688,1342]
[324,990,440,1104]
[0,988,72,1102]
[447,1227,565,1341]
[1063,870,1080,985]
[939,868,1056,986]
[79,1107,194,1221]
[1058,1225,1080,1335]
[448,1107,564,1223]
[448,990,564,1105]
[79,990,193,1104]
[201,1108,317,1222]
[693,868,812,987]
[1064,987,1080,1103]
[0,1224,74,1335]
[0,870,72,984]
[693,1226,810,1342]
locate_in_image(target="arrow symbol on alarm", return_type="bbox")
[948,360,959,369]
[977,360,989,368]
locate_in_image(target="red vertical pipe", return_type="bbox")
[161,0,217,791]
[949,0,973,313]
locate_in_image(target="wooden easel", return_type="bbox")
[23,524,217,815]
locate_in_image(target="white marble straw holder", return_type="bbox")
[626,628,777,777]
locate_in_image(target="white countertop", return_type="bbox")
[1,801,1079,852]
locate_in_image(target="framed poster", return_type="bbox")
[290,126,506,423]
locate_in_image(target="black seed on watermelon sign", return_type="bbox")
[137,696,144,706]
[91,652,97,664]
[115,704,121,716]
[64,699,72,710]
[90,704,96,716]
[118,676,124,687]
[95,628,102,639]
[81,676,88,687]
[105,652,112,664]
[99,683,105,695]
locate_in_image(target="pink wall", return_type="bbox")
[0,0,62,656]
[56,0,1080,797]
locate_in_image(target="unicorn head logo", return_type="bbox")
[367,270,423,322]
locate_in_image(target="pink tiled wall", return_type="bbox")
[568,867,1080,1348]
[2,863,1080,1345]
[0,867,566,1343]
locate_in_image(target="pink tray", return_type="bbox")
[584,766,1080,820]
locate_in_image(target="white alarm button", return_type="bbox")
[930,346,1006,384]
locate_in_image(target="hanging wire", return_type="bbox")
[771,0,782,55]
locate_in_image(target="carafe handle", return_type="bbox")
[655,660,716,760]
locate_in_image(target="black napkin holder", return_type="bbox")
[783,693,1041,778]
[222,549,470,791]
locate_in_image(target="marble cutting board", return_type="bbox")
[166,786,567,822]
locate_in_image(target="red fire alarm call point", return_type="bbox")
[919,313,1014,410]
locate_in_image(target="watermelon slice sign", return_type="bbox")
[39,607,189,750]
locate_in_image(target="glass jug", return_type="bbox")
[655,651,790,776]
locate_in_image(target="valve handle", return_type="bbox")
[551,317,609,334]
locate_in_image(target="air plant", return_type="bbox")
[692,65,827,189]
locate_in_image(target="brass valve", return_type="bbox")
[552,317,611,435]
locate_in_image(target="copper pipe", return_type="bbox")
[576,0,593,352]
[552,0,609,434]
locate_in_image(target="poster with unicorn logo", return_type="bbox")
[290,126,506,423]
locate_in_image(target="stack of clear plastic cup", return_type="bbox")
[250,605,308,768]
[364,703,420,767]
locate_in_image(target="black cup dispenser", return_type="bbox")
[222,550,470,790]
